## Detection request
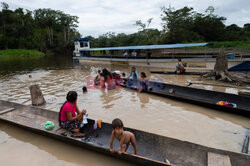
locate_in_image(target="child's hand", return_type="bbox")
[110,148,114,153]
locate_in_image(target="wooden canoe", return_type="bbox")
[0,100,249,166]
[121,79,250,117]
[150,71,203,75]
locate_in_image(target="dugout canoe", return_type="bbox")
[121,79,250,117]
[0,100,249,166]
[150,71,203,75]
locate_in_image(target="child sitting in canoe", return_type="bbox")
[137,72,150,93]
[128,66,138,80]
[110,118,137,155]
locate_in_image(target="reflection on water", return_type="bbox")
[0,57,250,165]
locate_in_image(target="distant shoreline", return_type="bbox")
[0,49,45,60]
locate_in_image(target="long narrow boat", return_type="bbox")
[150,71,203,75]
[0,100,249,166]
[121,79,250,117]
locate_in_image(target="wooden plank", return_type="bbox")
[208,152,231,166]
[242,130,250,154]
[0,107,15,115]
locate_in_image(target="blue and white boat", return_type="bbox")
[73,38,250,71]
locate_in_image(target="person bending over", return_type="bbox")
[110,118,137,155]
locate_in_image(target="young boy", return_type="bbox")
[128,66,138,80]
[110,118,137,155]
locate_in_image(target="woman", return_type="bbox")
[102,68,116,90]
[175,59,185,74]
[59,91,86,137]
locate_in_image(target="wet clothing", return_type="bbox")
[139,78,149,91]
[128,71,139,80]
[106,76,116,90]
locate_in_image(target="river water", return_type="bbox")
[0,56,249,166]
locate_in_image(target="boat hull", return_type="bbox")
[0,100,249,166]
[76,57,250,71]
[121,79,250,117]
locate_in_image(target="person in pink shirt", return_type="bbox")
[59,91,86,137]
[102,68,116,90]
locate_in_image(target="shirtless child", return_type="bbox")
[110,118,137,155]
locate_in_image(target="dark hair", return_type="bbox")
[178,58,182,62]
[102,68,113,81]
[82,86,87,92]
[66,91,78,102]
[112,118,123,129]
[132,66,136,70]
[122,73,126,77]
[141,72,147,78]
[59,91,78,126]
[98,70,101,74]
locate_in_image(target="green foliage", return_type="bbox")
[0,49,45,60]
[0,3,80,53]
[1,3,250,52]
[211,41,250,48]
[89,6,250,48]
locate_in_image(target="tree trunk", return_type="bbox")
[29,85,46,106]
[214,46,228,73]
[202,47,250,85]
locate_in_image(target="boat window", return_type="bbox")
[80,41,84,47]
[84,42,88,47]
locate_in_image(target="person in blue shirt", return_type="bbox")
[128,66,138,80]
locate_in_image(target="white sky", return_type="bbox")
[3,0,250,37]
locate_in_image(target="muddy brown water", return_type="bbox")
[0,56,249,166]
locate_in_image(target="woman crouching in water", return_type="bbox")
[59,91,86,137]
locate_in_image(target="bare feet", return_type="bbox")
[110,148,114,153]
[71,129,85,137]
[73,132,85,137]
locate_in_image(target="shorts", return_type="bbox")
[61,119,80,130]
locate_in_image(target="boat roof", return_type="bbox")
[80,43,212,51]
[73,38,91,42]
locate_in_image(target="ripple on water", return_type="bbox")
[0,67,249,154]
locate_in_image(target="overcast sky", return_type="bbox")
[4,0,250,37]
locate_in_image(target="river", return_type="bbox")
[0,56,249,166]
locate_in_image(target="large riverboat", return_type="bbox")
[73,38,250,71]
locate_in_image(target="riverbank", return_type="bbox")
[0,49,45,60]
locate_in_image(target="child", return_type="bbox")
[82,86,87,92]
[110,118,137,155]
[122,73,126,77]
[128,66,138,80]
[137,72,149,93]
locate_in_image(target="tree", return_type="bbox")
[161,6,200,43]
[193,10,226,41]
